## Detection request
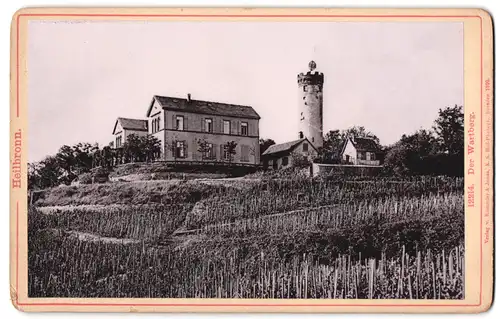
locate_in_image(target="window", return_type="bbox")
[302,143,309,152]
[241,122,248,136]
[152,117,161,133]
[241,145,249,162]
[176,116,184,131]
[115,135,123,148]
[223,120,231,134]
[203,143,214,160]
[223,145,230,161]
[366,152,371,161]
[175,141,186,158]
[205,118,213,133]
[282,156,289,166]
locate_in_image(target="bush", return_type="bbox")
[78,173,93,184]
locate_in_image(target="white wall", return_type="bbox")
[342,139,357,164]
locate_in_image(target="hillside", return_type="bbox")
[28,175,464,299]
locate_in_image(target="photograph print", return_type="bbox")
[27,19,464,299]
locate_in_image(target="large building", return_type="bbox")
[113,94,261,166]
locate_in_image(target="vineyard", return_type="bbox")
[28,175,464,299]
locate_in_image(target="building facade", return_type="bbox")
[298,61,324,150]
[340,137,381,166]
[145,94,260,166]
[111,117,149,148]
[261,138,318,170]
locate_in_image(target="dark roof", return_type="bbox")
[262,138,313,156]
[147,95,260,119]
[350,137,380,152]
[113,117,148,134]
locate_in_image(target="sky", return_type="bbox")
[28,20,463,162]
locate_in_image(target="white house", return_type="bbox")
[340,137,381,166]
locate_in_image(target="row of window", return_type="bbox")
[115,135,123,148]
[152,117,161,133]
[174,115,249,136]
[357,151,376,161]
[267,156,289,169]
[172,141,250,161]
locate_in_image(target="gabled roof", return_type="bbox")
[341,137,380,154]
[146,95,260,119]
[262,138,316,156]
[112,117,148,134]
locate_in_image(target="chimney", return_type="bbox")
[187,93,191,102]
[299,131,304,139]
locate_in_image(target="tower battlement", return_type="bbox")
[297,71,324,87]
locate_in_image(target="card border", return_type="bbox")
[10,8,494,313]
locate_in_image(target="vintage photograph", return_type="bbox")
[27,20,465,299]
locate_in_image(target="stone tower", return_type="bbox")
[297,60,324,149]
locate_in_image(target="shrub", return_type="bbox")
[77,173,93,184]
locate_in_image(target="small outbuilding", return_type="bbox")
[261,138,318,170]
[340,137,382,166]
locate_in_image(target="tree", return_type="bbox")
[55,142,99,183]
[73,142,99,172]
[291,152,310,169]
[223,141,238,163]
[28,156,65,189]
[166,140,179,162]
[259,138,276,155]
[123,134,144,163]
[433,105,464,156]
[197,138,212,160]
[343,126,380,144]
[383,129,437,176]
[101,146,113,168]
[141,135,161,162]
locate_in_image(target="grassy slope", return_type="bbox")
[28,176,465,298]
